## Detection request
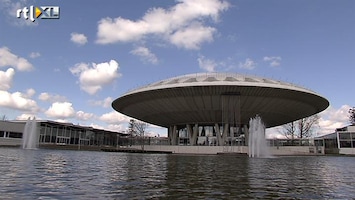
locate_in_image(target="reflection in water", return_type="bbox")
[164,155,250,199]
[0,148,355,199]
[247,157,355,199]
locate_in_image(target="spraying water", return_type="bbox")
[248,115,271,158]
[22,117,39,149]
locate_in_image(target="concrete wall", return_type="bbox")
[0,138,22,147]
[347,126,355,132]
[131,145,324,156]
[269,146,324,155]
[339,148,355,155]
[134,145,248,154]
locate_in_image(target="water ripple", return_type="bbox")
[1,148,355,199]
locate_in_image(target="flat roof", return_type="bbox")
[7,120,128,135]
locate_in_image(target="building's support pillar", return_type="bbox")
[244,124,249,146]
[55,125,59,144]
[190,124,198,146]
[170,125,178,145]
[168,126,172,145]
[187,124,193,146]
[215,123,222,146]
[222,123,229,146]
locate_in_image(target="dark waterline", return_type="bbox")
[0,148,354,199]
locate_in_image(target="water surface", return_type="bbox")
[0,148,354,199]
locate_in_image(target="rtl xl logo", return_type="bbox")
[16,6,60,22]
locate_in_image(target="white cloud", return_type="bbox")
[99,111,130,125]
[38,93,50,101]
[89,123,105,130]
[0,68,15,90]
[38,92,67,103]
[29,52,41,58]
[321,105,351,122]
[317,105,352,135]
[0,0,37,27]
[266,127,287,139]
[45,102,76,119]
[130,46,158,64]
[25,88,35,98]
[76,111,94,121]
[0,90,39,112]
[106,124,126,132]
[145,125,167,137]
[239,58,257,70]
[0,47,33,71]
[89,97,113,108]
[96,0,229,50]
[52,119,71,124]
[69,60,121,95]
[263,56,282,67]
[70,32,88,45]
[169,23,215,49]
[97,17,147,43]
[197,55,217,72]
[89,123,126,132]
[266,105,352,138]
[16,114,39,120]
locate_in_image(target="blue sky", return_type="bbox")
[0,0,354,137]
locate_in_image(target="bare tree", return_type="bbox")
[349,107,355,125]
[281,121,296,140]
[134,121,148,137]
[129,119,149,150]
[281,114,320,139]
[298,115,320,138]
[128,119,136,136]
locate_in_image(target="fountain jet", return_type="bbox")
[248,115,271,158]
[22,117,39,149]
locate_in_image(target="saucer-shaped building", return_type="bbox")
[112,73,329,146]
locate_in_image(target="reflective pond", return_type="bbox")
[0,148,354,199]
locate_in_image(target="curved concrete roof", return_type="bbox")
[112,73,329,128]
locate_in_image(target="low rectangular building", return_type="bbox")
[337,125,355,155]
[0,120,128,149]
